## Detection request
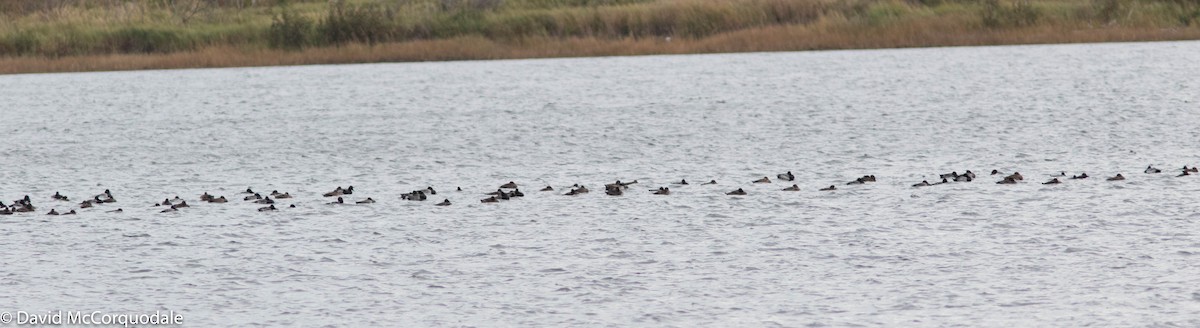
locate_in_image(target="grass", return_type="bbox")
[1,0,1198,74]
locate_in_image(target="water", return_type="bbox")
[2,41,1199,326]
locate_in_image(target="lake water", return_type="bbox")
[2,41,1199,327]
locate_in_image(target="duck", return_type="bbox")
[106,208,123,213]
[486,189,506,196]
[356,198,376,204]
[210,196,228,203]
[1189,166,1199,173]
[540,186,554,192]
[436,199,451,206]
[200,192,214,202]
[254,197,274,205]
[171,201,190,209]
[323,187,345,197]
[753,177,771,184]
[997,177,1017,184]
[674,179,689,185]
[702,180,717,185]
[0,207,11,215]
[275,193,292,199]
[52,192,69,201]
[258,205,277,212]
[289,204,296,208]
[426,187,437,195]
[931,178,949,186]
[480,196,499,203]
[160,198,173,206]
[1006,172,1024,181]
[861,175,878,182]
[509,189,524,197]
[1106,174,1125,181]
[819,185,836,191]
[847,178,865,185]
[991,169,1001,175]
[242,187,255,194]
[954,174,973,182]
[726,188,747,195]
[565,185,589,196]
[79,200,94,209]
[1070,173,1089,179]
[244,193,262,201]
[605,186,623,196]
[47,209,60,215]
[1043,178,1061,185]
[1145,165,1161,174]
[62,210,76,215]
[498,191,510,200]
[402,190,428,201]
[777,171,795,181]
[652,187,670,195]
[328,197,344,205]
[962,171,976,179]
[457,187,463,192]
[939,172,959,180]
[911,180,931,187]
[343,186,355,195]
[500,181,518,189]
[782,184,800,191]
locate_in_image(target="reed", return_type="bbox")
[1,0,1198,74]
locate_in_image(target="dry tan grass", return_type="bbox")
[3,22,1199,75]
[3,0,1200,74]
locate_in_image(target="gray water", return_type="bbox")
[2,41,1199,327]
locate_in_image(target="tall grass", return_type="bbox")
[982,0,1041,27]
[0,0,1198,73]
[268,6,314,50]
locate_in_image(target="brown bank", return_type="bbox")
[2,0,1199,74]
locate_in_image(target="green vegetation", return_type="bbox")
[1,0,1198,73]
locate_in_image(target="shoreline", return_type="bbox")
[3,25,1199,75]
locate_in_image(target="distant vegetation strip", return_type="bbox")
[1,0,1198,74]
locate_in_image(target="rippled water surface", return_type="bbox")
[3,41,1200,327]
